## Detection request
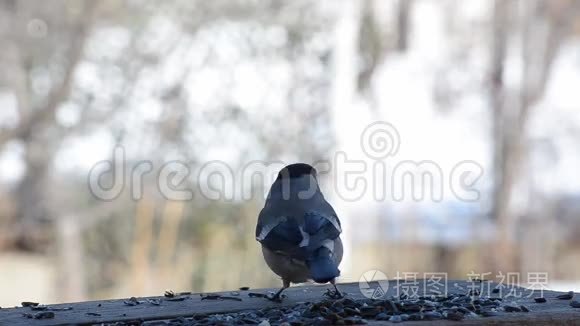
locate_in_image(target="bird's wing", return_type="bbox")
[256,211,304,256]
[302,211,341,252]
[256,195,342,257]
[303,211,341,234]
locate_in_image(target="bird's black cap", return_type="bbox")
[277,163,317,180]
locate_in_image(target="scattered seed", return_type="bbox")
[520,305,530,312]
[170,317,187,324]
[401,303,421,313]
[136,288,549,325]
[375,312,389,320]
[24,311,55,319]
[343,307,359,316]
[248,292,268,298]
[86,312,101,316]
[384,299,399,313]
[200,293,243,302]
[388,315,402,323]
[165,296,187,302]
[200,294,221,300]
[534,297,547,303]
[21,302,39,307]
[37,312,54,319]
[164,290,175,298]
[556,291,574,300]
[359,306,379,318]
[504,304,521,312]
[481,310,499,317]
[323,288,344,299]
[446,311,464,321]
[424,311,443,320]
[50,307,73,311]
[344,316,366,324]
[123,297,140,306]
[29,306,71,312]
[147,298,161,305]
[242,317,260,324]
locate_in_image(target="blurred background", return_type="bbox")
[1,0,580,306]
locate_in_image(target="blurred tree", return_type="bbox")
[0,0,98,250]
[395,0,412,52]
[489,0,580,272]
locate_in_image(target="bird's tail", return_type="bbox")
[307,246,340,284]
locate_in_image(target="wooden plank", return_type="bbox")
[0,281,578,325]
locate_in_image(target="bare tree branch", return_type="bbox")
[0,1,98,148]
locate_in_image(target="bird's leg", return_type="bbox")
[325,279,345,299]
[267,279,290,302]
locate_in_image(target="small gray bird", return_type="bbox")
[256,163,343,301]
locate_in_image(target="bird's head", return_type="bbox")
[276,163,317,180]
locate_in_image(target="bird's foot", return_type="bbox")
[265,292,286,303]
[324,288,345,299]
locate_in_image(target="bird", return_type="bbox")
[255,163,344,301]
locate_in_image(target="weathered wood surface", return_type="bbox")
[0,281,578,325]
